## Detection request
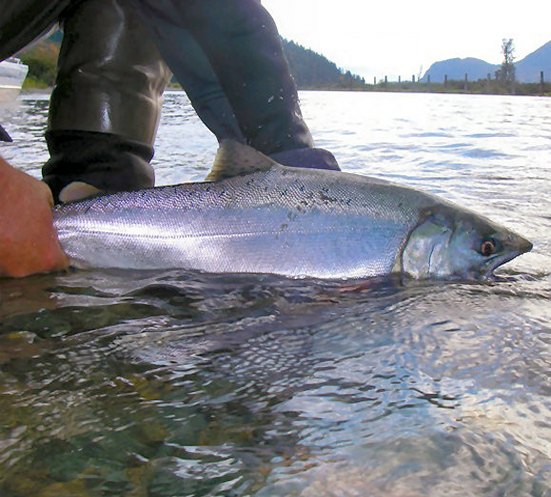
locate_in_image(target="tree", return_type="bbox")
[18,40,60,88]
[496,38,516,89]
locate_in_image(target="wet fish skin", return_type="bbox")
[53,142,532,280]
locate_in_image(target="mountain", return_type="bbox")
[516,40,551,83]
[422,40,551,83]
[421,58,498,83]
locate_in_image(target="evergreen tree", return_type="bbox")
[496,38,516,89]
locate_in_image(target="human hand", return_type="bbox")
[0,156,69,277]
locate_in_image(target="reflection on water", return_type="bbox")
[1,91,551,496]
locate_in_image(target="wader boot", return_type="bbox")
[42,0,172,202]
[136,0,340,170]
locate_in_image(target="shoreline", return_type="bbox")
[19,85,550,98]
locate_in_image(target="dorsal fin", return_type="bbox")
[205,140,280,181]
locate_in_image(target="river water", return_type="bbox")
[0,91,550,496]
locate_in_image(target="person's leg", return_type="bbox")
[135,0,339,170]
[43,0,172,201]
[136,3,245,144]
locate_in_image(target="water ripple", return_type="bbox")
[1,91,550,496]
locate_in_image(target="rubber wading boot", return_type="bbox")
[43,0,172,202]
[270,147,341,171]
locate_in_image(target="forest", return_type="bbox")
[16,35,367,90]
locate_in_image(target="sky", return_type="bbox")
[262,0,551,82]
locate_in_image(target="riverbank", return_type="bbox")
[18,38,549,97]
[21,83,551,99]
[298,80,551,96]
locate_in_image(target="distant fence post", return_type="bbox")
[374,76,377,86]
[464,73,468,92]
[426,74,430,92]
[541,71,545,94]
[487,73,491,93]
[384,75,388,88]
[398,75,401,83]
[444,75,448,89]
[412,75,416,84]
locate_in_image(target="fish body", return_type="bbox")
[53,142,532,280]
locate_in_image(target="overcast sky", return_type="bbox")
[262,0,551,81]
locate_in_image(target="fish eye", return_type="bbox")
[480,238,497,257]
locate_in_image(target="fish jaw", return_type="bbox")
[478,232,532,281]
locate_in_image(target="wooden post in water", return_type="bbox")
[444,75,448,89]
[464,73,468,92]
[541,71,545,94]
[487,73,491,93]
[384,75,388,88]
[374,76,377,86]
[412,75,416,84]
[398,75,401,83]
[427,74,431,92]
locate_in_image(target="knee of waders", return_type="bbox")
[43,130,155,203]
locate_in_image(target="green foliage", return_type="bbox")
[19,40,60,88]
[358,76,550,96]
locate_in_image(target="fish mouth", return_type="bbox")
[481,237,533,280]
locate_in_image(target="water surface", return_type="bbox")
[1,91,550,496]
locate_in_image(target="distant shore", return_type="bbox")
[18,37,549,98]
[21,82,550,98]
[297,81,551,97]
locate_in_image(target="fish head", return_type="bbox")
[400,207,532,281]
